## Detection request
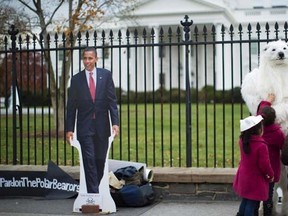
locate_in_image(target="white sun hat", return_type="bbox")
[240,115,263,132]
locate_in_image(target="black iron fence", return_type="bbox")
[0,16,287,168]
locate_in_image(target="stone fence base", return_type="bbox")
[0,165,239,201]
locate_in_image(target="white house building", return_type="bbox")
[5,0,288,92]
[92,0,288,92]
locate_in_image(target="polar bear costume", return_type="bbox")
[241,40,288,215]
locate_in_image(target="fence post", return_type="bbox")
[181,15,193,167]
[8,25,19,165]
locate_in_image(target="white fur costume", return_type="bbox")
[241,40,288,215]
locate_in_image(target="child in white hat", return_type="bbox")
[233,115,274,216]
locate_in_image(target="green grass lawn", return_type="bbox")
[0,103,250,168]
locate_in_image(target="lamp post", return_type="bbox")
[181,15,193,167]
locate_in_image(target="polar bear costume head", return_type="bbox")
[241,40,288,133]
[260,40,288,69]
[258,40,288,104]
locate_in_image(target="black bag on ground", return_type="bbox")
[111,165,155,207]
[111,182,155,207]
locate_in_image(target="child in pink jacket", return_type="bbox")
[233,115,274,216]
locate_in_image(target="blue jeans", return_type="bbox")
[237,198,260,216]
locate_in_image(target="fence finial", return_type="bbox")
[8,25,19,53]
[180,15,193,42]
[8,25,19,42]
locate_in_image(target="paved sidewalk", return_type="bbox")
[0,197,284,216]
[0,197,240,216]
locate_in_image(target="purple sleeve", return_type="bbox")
[257,100,272,115]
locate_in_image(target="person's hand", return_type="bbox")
[267,93,275,103]
[112,125,120,137]
[266,174,274,182]
[66,131,74,143]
